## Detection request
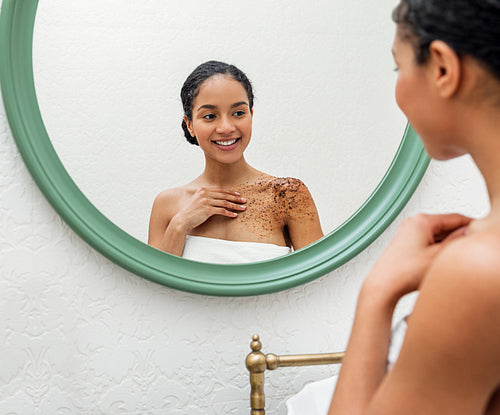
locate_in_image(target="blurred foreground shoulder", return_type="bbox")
[431,230,500,289]
[416,229,500,365]
[364,231,500,414]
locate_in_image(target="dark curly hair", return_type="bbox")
[180,60,254,146]
[392,0,500,80]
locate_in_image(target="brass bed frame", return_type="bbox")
[246,334,345,414]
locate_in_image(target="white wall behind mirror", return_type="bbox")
[33,0,406,244]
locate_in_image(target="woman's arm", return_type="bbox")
[329,213,482,415]
[282,179,324,250]
[148,189,188,256]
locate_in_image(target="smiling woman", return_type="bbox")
[148,61,324,262]
[0,0,429,295]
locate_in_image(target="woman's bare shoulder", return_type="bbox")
[267,176,309,190]
[152,185,194,215]
[272,177,316,206]
[250,176,316,210]
[418,229,500,341]
[250,176,311,197]
[433,229,500,283]
[260,177,321,235]
[237,174,309,196]
[388,230,500,406]
[154,186,187,204]
[424,231,500,310]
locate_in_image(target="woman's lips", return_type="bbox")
[212,137,240,151]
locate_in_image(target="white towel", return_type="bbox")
[286,375,338,415]
[286,316,409,415]
[182,235,291,264]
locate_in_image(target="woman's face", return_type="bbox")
[392,30,435,149]
[185,75,253,165]
[392,28,465,160]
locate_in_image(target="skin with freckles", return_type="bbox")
[329,1,500,414]
[148,70,323,258]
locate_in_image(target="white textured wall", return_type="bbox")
[0,1,490,414]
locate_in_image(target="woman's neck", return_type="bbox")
[200,156,262,188]
[465,104,500,212]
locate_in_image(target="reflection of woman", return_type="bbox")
[289,0,500,413]
[148,61,323,263]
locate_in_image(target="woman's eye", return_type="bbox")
[233,110,245,117]
[203,114,215,120]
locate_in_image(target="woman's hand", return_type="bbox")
[148,186,246,256]
[366,213,472,302]
[171,187,247,233]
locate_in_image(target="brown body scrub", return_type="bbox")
[229,176,319,245]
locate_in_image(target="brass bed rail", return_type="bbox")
[245,334,345,414]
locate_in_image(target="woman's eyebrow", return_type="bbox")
[196,101,249,112]
[196,104,217,112]
[231,101,249,108]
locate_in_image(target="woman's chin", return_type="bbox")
[422,139,466,161]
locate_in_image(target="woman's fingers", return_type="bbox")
[427,213,472,242]
[197,188,247,212]
[210,198,247,212]
[212,207,239,218]
[208,190,247,205]
[399,213,472,245]
[180,187,248,227]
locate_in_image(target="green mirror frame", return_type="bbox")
[0,0,429,296]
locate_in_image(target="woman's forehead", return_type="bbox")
[195,75,249,104]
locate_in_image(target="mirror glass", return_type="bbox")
[32,0,405,254]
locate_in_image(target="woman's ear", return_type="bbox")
[428,40,461,98]
[184,115,195,137]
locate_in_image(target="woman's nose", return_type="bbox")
[216,116,235,133]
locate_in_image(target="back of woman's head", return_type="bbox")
[180,60,254,146]
[393,0,500,80]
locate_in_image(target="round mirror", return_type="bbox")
[32,0,408,243]
[0,0,429,295]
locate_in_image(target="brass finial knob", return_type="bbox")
[246,334,266,373]
[250,334,262,352]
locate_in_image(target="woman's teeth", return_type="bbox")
[215,139,237,146]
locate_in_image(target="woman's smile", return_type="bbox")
[213,137,240,150]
